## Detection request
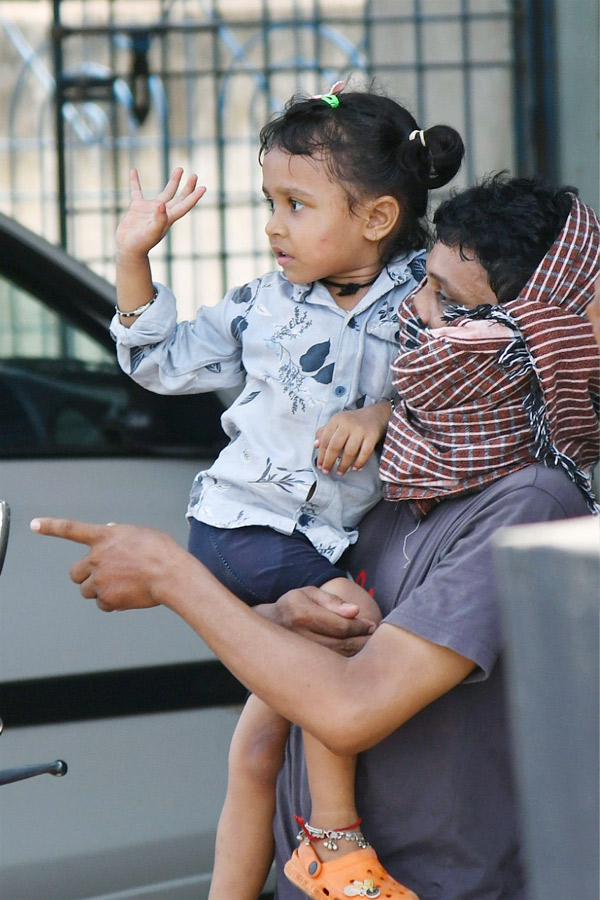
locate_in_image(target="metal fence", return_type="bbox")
[0,0,550,318]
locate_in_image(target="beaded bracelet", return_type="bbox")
[115,289,158,318]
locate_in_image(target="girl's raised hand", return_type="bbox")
[116,167,206,259]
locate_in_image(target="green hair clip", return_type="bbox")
[310,80,345,108]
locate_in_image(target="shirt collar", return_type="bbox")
[287,249,427,308]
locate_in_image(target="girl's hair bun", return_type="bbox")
[401,124,465,190]
[423,124,465,188]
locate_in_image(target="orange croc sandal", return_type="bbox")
[284,840,420,899]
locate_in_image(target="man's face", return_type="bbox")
[413,241,498,328]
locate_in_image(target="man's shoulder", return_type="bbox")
[479,464,591,521]
[412,466,591,567]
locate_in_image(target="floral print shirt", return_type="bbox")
[111,252,426,562]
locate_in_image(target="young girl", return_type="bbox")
[111,83,463,900]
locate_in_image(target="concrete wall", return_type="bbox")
[554,0,599,212]
[494,517,600,900]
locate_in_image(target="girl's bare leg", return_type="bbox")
[209,693,290,900]
[302,735,361,861]
[211,576,379,896]
[302,576,381,862]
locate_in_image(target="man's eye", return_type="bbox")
[290,198,304,211]
[436,291,453,308]
[264,197,274,212]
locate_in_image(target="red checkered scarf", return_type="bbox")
[381,194,600,514]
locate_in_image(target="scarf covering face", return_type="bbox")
[380,194,600,513]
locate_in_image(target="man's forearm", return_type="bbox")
[149,545,472,754]
[31,518,475,755]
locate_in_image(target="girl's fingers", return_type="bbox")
[168,185,207,221]
[178,174,199,199]
[318,425,358,473]
[336,433,364,475]
[129,167,204,219]
[155,167,185,202]
[350,439,375,472]
[166,172,196,204]
[129,168,143,200]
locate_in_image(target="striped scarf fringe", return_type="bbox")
[448,304,600,513]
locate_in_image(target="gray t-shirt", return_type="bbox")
[273,464,590,900]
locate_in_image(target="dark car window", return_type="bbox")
[0,272,226,458]
[1,276,126,453]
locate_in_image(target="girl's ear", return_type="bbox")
[364,195,401,242]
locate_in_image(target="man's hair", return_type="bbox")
[433,173,575,303]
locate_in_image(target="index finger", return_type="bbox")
[30,517,107,545]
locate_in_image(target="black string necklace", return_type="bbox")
[321,275,379,296]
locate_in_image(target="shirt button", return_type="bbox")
[334,385,346,396]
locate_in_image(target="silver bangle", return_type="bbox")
[116,290,157,318]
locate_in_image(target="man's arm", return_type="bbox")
[31,518,475,755]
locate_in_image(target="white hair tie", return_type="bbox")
[409,129,427,148]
